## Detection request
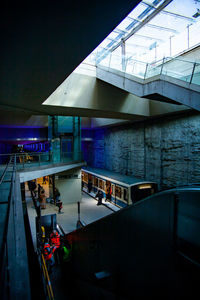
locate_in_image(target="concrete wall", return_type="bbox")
[55,168,81,204]
[43,71,151,120]
[83,111,200,189]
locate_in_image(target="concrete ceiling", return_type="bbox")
[0,0,141,123]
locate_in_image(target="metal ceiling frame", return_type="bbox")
[96,0,173,64]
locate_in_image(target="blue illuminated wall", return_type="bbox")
[0,143,13,163]
[23,141,50,152]
[0,126,48,154]
[81,129,95,165]
[0,126,47,142]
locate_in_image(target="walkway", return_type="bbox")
[97,64,200,111]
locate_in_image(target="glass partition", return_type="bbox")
[191,63,200,85]
[161,58,194,82]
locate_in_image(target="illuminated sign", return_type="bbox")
[138,184,152,189]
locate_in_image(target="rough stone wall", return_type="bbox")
[85,112,200,189]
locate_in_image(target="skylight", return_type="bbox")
[80,0,200,70]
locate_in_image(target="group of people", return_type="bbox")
[95,185,112,206]
[86,179,112,206]
[43,230,71,273]
[28,179,63,212]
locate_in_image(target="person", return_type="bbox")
[96,190,103,206]
[50,230,61,249]
[50,230,61,263]
[60,239,73,293]
[38,183,42,197]
[27,180,32,191]
[43,238,55,273]
[39,188,46,209]
[105,185,112,202]
[88,179,92,193]
[54,187,63,212]
[60,239,72,264]
[28,180,37,198]
[43,176,47,184]
[49,176,52,185]
[57,200,63,213]
[54,187,60,204]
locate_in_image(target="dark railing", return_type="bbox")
[66,186,200,299]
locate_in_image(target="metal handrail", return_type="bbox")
[101,52,200,67]
[0,156,15,292]
[0,154,31,299]
[41,254,54,300]
[97,54,200,84]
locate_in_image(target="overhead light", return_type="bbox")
[193,8,200,18]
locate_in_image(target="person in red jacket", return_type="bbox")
[43,238,55,273]
[50,230,61,263]
[50,230,60,248]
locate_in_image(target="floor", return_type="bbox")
[26,179,120,250]
[26,179,121,299]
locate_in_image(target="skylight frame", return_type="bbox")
[83,0,200,67]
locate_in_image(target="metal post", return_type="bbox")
[115,183,116,206]
[173,193,179,252]
[121,39,126,72]
[77,201,80,222]
[108,52,112,68]
[187,24,192,49]
[190,62,196,84]
[160,57,165,75]
[169,36,173,57]
[52,174,55,205]
[155,44,157,62]
[144,63,148,80]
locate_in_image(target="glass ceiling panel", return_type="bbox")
[138,25,171,40]
[130,2,156,19]
[149,12,192,32]
[126,34,156,47]
[117,18,135,31]
[81,0,200,70]
[107,31,120,40]
[165,0,199,16]
[128,2,152,19]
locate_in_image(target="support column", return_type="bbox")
[73,117,81,161]
[121,39,126,72]
[48,116,61,163]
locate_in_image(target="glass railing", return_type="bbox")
[61,151,83,163]
[0,151,84,169]
[98,53,200,86]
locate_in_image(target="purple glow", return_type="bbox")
[0,125,46,128]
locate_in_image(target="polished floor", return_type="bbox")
[26,180,119,250]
